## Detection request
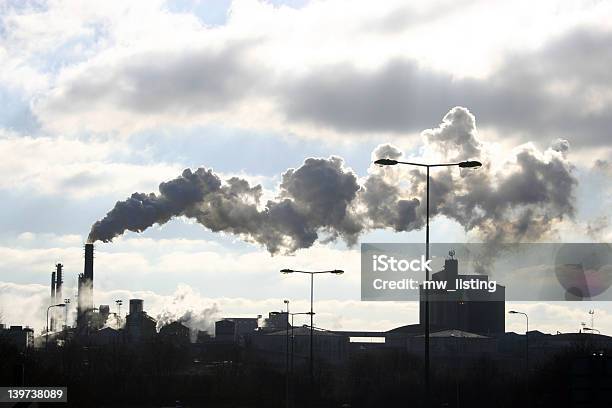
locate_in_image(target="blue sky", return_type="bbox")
[0,0,611,335]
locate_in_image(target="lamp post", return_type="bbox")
[46,303,65,349]
[284,299,290,408]
[509,310,529,401]
[280,269,344,400]
[288,311,313,408]
[374,158,481,407]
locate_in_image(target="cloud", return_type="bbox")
[281,28,612,148]
[0,0,607,151]
[0,131,181,199]
[36,40,262,134]
[586,215,610,240]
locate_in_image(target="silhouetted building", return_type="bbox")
[215,317,258,343]
[98,305,110,323]
[90,327,121,346]
[196,330,211,343]
[125,299,156,343]
[0,324,34,350]
[263,311,289,331]
[251,326,347,366]
[420,255,505,335]
[407,329,497,359]
[159,321,190,344]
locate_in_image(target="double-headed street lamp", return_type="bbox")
[283,299,290,408]
[509,310,529,400]
[374,158,482,407]
[46,303,66,349]
[280,269,344,397]
[286,311,314,408]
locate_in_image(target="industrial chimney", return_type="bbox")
[55,263,63,302]
[77,243,95,331]
[84,243,94,282]
[129,299,144,315]
[51,271,56,299]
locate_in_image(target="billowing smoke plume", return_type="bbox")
[88,157,362,253]
[103,313,123,330]
[89,107,577,254]
[156,306,219,342]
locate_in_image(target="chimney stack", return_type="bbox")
[51,271,56,299]
[77,244,95,332]
[129,299,143,315]
[55,263,63,302]
[84,243,94,281]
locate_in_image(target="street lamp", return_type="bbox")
[374,157,482,406]
[286,311,314,408]
[46,303,66,349]
[509,310,529,400]
[280,269,344,398]
[283,299,290,408]
[290,312,314,397]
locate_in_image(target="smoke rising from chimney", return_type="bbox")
[88,107,577,253]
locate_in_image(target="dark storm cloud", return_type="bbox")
[40,24,611,150]
[280,28,612,149]
[47,42,260,115]
[89,107,578,254]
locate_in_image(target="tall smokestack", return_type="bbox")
[50,271,56,331]
[84,243,94,281]
[51,271,56,299]
[129,299,143,315]
[55,263,63,303]
[77,244,94,332]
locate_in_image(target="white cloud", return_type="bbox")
[0,130,181,198]
[1,0,609,144]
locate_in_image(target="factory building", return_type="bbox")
[215,317,259,343]
[419,254,505,335]
[125,299,157,343]
[262,311,289,331]
[0,325,34,350]
[159,321,191,345]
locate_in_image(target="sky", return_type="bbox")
[0,0,611,336]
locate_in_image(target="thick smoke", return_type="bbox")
[89,107,577,255]
[89,158,362,254]
[156,306,219,342]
